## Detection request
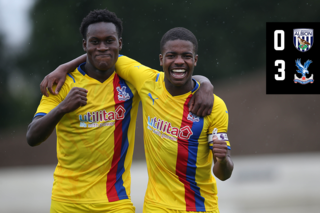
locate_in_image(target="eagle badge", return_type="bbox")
[294,59,314,84]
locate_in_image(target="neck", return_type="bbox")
[83,63,115,83]
[164,78,195,96]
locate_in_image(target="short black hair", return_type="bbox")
[80,9,123,39]
[160,27,198,53]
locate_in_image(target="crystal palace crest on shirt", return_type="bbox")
[116,86,130,101]
[293,29,314,52]
[187,112,199,122]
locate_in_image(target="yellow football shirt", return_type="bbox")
[34,63,140,204]
[115,56,230,211]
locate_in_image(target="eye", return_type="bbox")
[91,40,99,44]
[166,54,174,58]
[106,38,115,43]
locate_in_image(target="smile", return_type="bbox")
[171,69,187,79]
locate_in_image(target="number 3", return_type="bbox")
[275,60,285,81]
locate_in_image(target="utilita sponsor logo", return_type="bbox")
[79,106,126,123]
[147,116,193,140]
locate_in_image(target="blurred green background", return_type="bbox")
[1,0,319,128]
[1,0,320,166]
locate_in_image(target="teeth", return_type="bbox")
[172,69,186,73]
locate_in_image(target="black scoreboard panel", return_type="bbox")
[266,23,319,94]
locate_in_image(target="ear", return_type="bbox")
[194,54,198,66]
[82,39,87,52]
[159,54,163,66]
[119,37,123,51]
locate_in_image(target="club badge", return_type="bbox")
[293,29,314,52]
[294,59,314,84]
[187,112,199,122]
[116,86,130,101]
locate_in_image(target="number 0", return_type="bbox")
[275,60,285,81]
[274,30,284,51]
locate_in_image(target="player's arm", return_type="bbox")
[115,56,215,117]
[39,54,148,96]
[40,54,87,96]
[115,55,159,92]
[26,87,87,146]
[211,134,234,181]
[208,98,233,181]
[189,75,214,117]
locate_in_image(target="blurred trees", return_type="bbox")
[1,0,320,129]
[0,33,10,128]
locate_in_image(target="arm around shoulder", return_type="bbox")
[189,75,214,117]
[40,54,87,96]
[115,55,160,91]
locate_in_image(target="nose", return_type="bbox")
[174,56,184,66]
[97,42,109,51]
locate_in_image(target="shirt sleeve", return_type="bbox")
[208,95,231,149]
[34,84,68,118]
[115,55,160,92]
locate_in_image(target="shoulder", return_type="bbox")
[151,71,163,83]
[66,67,86,84]
[143,72,164,89]
[206,94,229,131]
[49,68,82,98]
[213,95,227,109]
[209,95,228,117]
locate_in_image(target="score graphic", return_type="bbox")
[266,23,320,94]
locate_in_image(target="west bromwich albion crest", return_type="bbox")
[293,29,314,52]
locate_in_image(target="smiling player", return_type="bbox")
[26,10,139,213]
[115,27,234,213]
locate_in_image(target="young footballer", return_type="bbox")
[115,28,234,213]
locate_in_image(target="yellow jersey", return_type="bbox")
[115,56,230,211]
[34,63,140,204]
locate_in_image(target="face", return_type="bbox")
[83,22,122,71]
[159,39,198,87]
